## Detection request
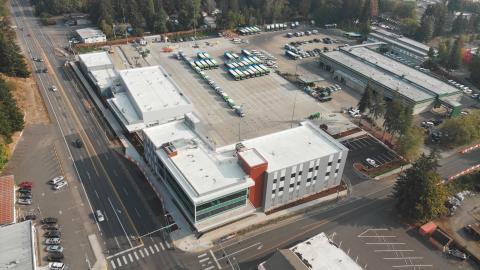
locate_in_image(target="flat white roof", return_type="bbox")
[344,47,460,97]
[79,52,113,68]
[119,66,191,114]
[144,120,254,204]
[109,92,141,123]
[90,68,117,90]
[290,232,363,270]
[0,221,35,270]
[238,148,267,167]
[238,121,346,172]
[76,27,105,38]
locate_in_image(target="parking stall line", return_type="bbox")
[128,253,134,262]
[154,243,160,252]
[159,242,165,250]
[144,247,150,256]
[375,250,414,252]
[204,266,215,270]
[134,251,139,260]
[166,241,171,249]
[149,245,155,254]
[198,253,208,258]
[116,257,122,267]
[366,242,406,245]
[199,257,210,263]
[139,249,145,258]
[122,255,128,265]
[110,260,116,269]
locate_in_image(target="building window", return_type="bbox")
[289,183,295,188]
[306,178,312,182]
[279,187,284,191]
[313,176,317,180]
[325,172,330,176]
[280,176,285,182]
[272,190,276,194]
[273,178,277,184]
[328,161,332,166]
[298,171,302,175]
[338,158,342,163]
[335,168,339,173]
[291,173,296,178]
[308,167,313,172]
[315,165,319,170]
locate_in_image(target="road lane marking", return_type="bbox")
[134,251,139,260]
[134,207,141,217]
[116,258,122,267]
[86,171,91,179]
[113,236,121,249]
[144,248,150,256]
[219,242,262,260]
[94,190,99,199]
[110,260,116,269]
[209,249,222,269]
[139,249,144,258]
[123,187,129,196]
[154,244,160,252]
[122,255,128,265]
[198,253,207,258]
[128,253,133,262]
[149,246,155,254]
[108,197,133,247]
[159,242,165,250]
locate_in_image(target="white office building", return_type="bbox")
[143,116,348,231]
[78,51,117,95]
[143,113,255,231]
[75,27,107,44]
[108,66,193,132]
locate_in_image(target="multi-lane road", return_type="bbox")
[7,1,479,270]
[8,0,195,269]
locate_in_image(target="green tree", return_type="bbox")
[0,30,30,78]
[370,88,386,123]
[393,153,448,222]
[396,126,425,160]
[152,8,168,34]
[358,83,374,115]
[417,15,434,42]
[400,18,419,37]
[0,143,8,170]
[383,96,404,136]
[441,109,480,146]
[469,51,480,86]
[447,36,464,69]
[427,47,436,59]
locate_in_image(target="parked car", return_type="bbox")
[49,176,64,185]
[46,253,64,262]
[53,181,67,190]
[46,245,64,253]
[18,188,32,194]
[42,217,58,224]
[95,210,105,222]
[447,249,467,260]
[365,158,379,167]
[45,238,61,245]
[48,262,65,270]
[18,198,32,205]
[50,85,58,92]
[43,224,59,230]
[24,214,37,220]
[19,194,33,199]
[44,231,61,238]
[19,181,33,188]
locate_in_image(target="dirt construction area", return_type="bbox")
[112,29,361,146]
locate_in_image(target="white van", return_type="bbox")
[49,176,64,185]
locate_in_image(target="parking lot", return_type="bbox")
[340,135,401,184]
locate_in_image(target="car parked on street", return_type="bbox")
[95,210,105,222]
[45,238,61,245]
[17,198,32,205]
[46,245,64,253]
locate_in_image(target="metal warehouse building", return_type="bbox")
[319,45,462,114]
[368,27,432,65]
[143,115,348,231]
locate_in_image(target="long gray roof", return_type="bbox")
[0,221,35,270]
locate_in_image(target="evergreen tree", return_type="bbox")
[358,83,375,115]
[393,153,448,222]
[383,96,404,136]
[447,36,464,69]
[469,51,480,86]
[417,15,434,42]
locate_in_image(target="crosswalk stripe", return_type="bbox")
[159,242,165,250]
[139,249,145,258]
[154,244,160,252]
[134,251,139,260]
[116,258,122,267]
[110,260,116,269]
[165,242,171,249]
[128,253,133,263]
[198,253,207,258]
[144,248,150,256]
[149,246,155,254]
[205,266,215,270]
[122,255,128,265]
